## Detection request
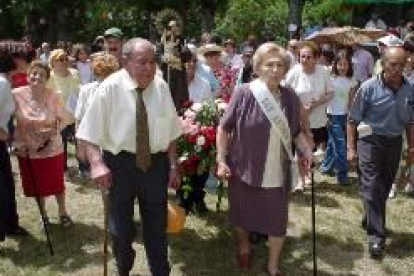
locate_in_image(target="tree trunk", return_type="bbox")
[200,8,214,32]
[288,0,304,38]
[56,8,69,42]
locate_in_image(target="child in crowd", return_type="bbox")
[73,44,94,85]
[320,53,357,185]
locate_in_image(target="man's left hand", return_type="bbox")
[168,167,180,190]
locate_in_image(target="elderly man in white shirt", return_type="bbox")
[76,38,182,276]
[1,61,29,242]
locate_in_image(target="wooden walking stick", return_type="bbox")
[310,167,317,276]
[24,142,54,256]
[101,188,109,276]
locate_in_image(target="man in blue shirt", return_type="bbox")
[347,47,414,258]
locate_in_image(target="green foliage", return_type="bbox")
[302,0,352,26]
[214,0,288,44]
[78,1,150,42]
[1,0,227,44]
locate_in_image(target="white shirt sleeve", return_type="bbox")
[75,82,98,122]
[0,77,15,133]
[76,84,109,146]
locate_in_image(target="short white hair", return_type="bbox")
[122,38,154,60]
[252,42,291,74]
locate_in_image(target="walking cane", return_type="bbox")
[101,187,109,276]
[310,166,317,276]
[24,143,54,256]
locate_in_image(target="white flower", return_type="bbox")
[215,98,223,104]
[194,145,202,152]
[184,109,196,120]
[191,103,203,112]
[179,154,189,163]
[218,102,228,111]
[196,135,206,146]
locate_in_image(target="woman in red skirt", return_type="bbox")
[13,60,73,227]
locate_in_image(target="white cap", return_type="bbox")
[377,35,403,47]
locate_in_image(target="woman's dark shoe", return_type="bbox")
[237,252,251,269]
[60,215,74,227]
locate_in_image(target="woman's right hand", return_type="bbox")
[216,161,232,180]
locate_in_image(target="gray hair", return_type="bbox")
[122,38,154,60]
[252,42,291,74]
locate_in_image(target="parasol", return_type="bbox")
[305,26,387,46]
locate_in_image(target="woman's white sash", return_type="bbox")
[250,79,298,188]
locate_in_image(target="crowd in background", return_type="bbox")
[1,12,414,275]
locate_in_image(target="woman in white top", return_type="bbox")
[47,49,81,173]
[76,53,119,123]
[285,41,334,190]
[320,54,357,185]
[73,44,94,85]
[186,51,212,103]
[75,53,119,176]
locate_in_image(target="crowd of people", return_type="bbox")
[1,15,414,276]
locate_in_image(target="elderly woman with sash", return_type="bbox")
[216,42,313,276]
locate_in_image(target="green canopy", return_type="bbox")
[345,0,414,3]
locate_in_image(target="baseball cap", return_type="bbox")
[104,27,123,39]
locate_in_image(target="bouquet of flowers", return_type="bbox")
[177,97,229,202]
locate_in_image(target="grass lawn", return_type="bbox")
[1,151,414,276]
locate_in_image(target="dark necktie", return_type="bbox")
[135,88,151,171]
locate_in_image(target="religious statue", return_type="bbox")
[156,10,190,109]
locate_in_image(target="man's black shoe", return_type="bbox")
[369,242,384,259]
[361,218,367,230]
[6,226,29,237]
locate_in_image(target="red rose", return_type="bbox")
[187,133,198,144]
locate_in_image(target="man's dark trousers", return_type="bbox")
[357,134,402,245]
[103,150,170,276]
[0,140,20,241]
